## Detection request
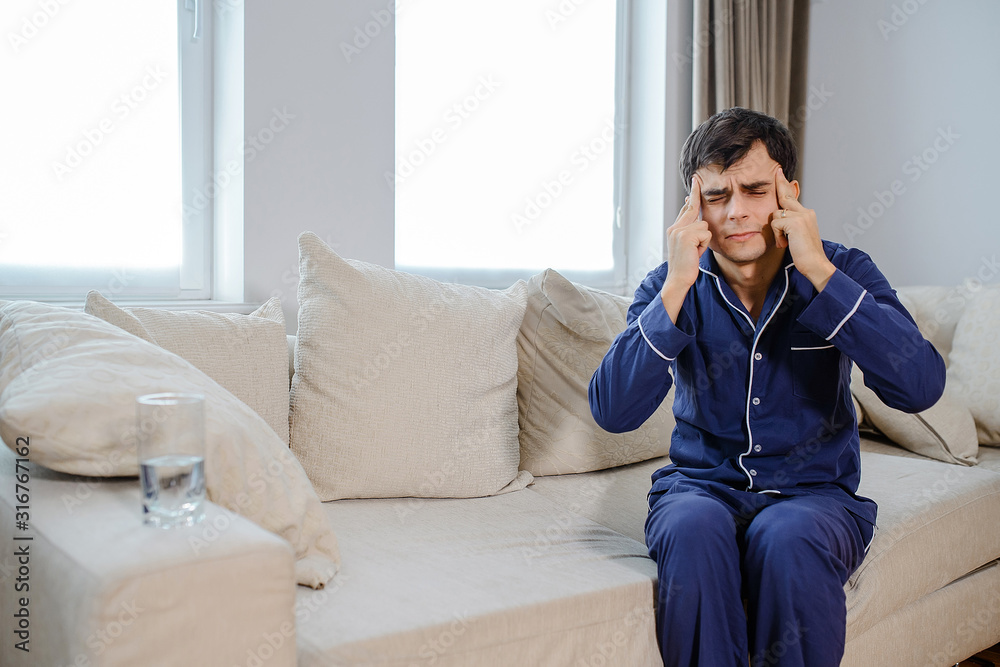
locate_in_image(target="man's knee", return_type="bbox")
[743,503,847,576]
[645,492,735,559]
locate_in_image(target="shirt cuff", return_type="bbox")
[796,269,868,341]
[636,296,695,361]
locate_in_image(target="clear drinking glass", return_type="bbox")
[136,393,206,528]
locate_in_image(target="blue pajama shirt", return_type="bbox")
[589,241,945,666]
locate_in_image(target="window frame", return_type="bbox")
[177,0,215,299]
[0,0,215,302]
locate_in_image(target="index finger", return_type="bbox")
[687,175,702,221]
[774,167,803,212]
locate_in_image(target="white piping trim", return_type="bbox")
[863,528,876,554]
[790,344,835,351]
[637,314,672,361]
[737,264,793,490]
[826,289,867,341]
[711,274,755,329]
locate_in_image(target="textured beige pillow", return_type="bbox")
[517,269,675,475]
[290,232,532,500]
[84,292,290,445]
[850,365,978,465]
[0,301,339,588]
[947,288,1000,445]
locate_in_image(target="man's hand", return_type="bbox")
[769,168,836,292]
[661,176,712,322]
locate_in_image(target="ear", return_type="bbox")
[791,180,801,199]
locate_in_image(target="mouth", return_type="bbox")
[726,231,760,242]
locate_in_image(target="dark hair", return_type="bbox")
[679,107,797,193]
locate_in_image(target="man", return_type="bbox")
[589,107,945,667]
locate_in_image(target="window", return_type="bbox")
[1,0,212,300]
[394,1,628,290]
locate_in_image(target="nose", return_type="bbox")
[727,192,750,221]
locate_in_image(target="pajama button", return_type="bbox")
[752,397,760,405]
[754,352,762,360]
[754,445,762,452]
[750,469,757,476]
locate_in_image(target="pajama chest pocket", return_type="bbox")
[790,332,840,403]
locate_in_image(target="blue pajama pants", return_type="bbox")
[644,477,872,667]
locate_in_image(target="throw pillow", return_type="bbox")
[0,301,339,588]
[85,292,291,445]
[947,288,1000,445]
[517,269,675,475]
[290,232,533,500]
[850,365,979,465]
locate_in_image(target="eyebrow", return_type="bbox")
[701,180,772,197]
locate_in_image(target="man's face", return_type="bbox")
[694,141,797,267]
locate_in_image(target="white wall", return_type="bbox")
[801,0,1000,287]
[243,1,395,325]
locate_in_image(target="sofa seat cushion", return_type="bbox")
[528,455,669,545]
[974,445,1000,474]
[848,449,1000,639]
[529,445,1000,644]
[295,489,660,667]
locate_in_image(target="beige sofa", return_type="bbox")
[1,261,999,666]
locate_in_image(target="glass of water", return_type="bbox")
[136,393,206,528]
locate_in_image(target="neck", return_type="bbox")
[713,247,786,322]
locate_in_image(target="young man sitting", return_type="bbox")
[589,107,945,667]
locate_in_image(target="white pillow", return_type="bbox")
[517,269,674,475]
[0,301,339,588]
[85,292,291,445]
[290,232,532,500]
[947,288,1000,445]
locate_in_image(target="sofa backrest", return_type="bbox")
[895,285,997,367]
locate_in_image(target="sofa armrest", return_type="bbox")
[0,445,297,667]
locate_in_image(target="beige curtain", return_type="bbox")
[692,0,811,149]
